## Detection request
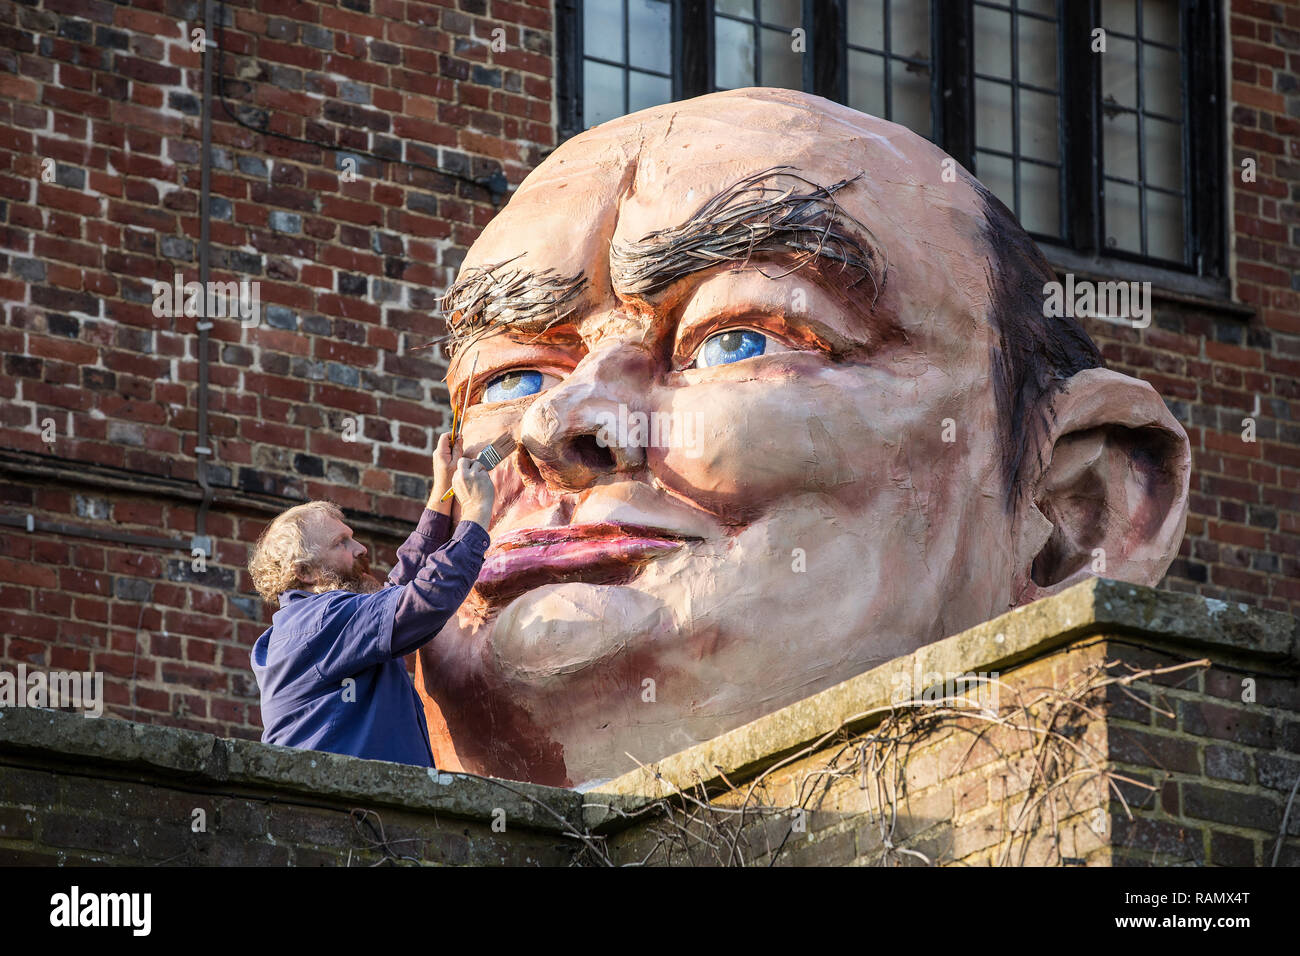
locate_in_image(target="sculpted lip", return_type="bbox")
[476,522,697,599]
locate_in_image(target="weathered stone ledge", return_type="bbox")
[581,579,1299,828]
[0,706,584,835]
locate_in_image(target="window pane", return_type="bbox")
[1019,0,1056,15]
[1020,89,1059,162]
[1103,110,1139,181]
[761,0,801,28]
[584,60,625,127]
[715,16,756,88]
[891,58,930,136]
[1102,36,1137,109]
[975,150,1016,218]
[847,49,885,116]
[847,0,883,50]
[975,78,1013,153]
[716,0,753,18]
[760,25,802,89]
[1103,181,1141,252]
[1020,162,1060,237]
[1143,44,1181,117]
[890,0,929,60]
[975,4,1012,81]
[585,0,625,64]
[1141,0,1179,44]
[1145,116,1183,190]
[1019,15,1058,90]
[1101,0,1134,35]
[628,69,672,112]
[1147,188,1184,262]
[628,0,671,74]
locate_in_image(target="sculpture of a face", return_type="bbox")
[415,88,1190,788]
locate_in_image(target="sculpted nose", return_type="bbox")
[517,342,654,492]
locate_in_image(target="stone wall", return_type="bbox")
[591,580,1300,867]
[0,702,586,865]
[2,580,1295,866]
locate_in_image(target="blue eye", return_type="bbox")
[482,369,544,403]
[694,329,767,368]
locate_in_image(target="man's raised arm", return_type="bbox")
[389,456,496,657]
[387,430,459,588]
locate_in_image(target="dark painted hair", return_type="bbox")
[974,183,1105,510]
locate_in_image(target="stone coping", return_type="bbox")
[580,579,1299,828]
[0,706,585,834]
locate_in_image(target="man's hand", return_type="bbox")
[428,431,460,515]
[451,458,495,530]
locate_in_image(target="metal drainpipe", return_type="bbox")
[192,0,216,562]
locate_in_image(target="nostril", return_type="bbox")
[569,434,616,471]
[516,441,545,485]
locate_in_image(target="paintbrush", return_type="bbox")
[438,352,477,503]
[447,352,478,450]
[439,433,517,502]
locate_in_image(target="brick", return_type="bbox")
[950,807,1003,860]
[1205,745,1250,783]
[0,766,58,807]
[1108,726,1201,774]
[1110,815,1204,864]
[40,812,141,856]
[0,806,37,842]
[0,559,57,589]
[1209,829,1256,866]
[1256,753,1300,793]
[1179,700,1277,748]
[1182,782,1280,831]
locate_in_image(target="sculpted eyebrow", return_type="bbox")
[439,165,888,361]
[609,164,888,303]
[438,253,588,362]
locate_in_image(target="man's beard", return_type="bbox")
[310,556,385,595]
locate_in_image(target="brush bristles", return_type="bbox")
[476,433,517,470]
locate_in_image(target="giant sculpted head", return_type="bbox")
[415,88,1190,788]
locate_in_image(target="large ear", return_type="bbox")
[1012,367,1191,606]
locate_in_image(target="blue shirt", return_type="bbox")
[250,511,489,766]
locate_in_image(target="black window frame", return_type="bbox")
[557,0,1226,284]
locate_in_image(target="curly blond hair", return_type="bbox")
[248,501,343,607]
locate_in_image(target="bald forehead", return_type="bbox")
[445,91,998,356]
[502,88,988,243]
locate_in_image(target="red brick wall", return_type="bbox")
[0,0,1296,741]
[1192,0,1300,612]
[0,0,554,738]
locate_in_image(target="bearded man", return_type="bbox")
[248,433,495,765]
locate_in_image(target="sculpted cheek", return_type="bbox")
[649,363,884,520]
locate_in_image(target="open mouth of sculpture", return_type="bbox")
[475,523,696,602]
